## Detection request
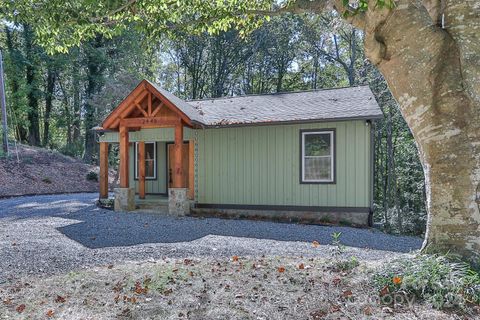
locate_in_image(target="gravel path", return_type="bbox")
[0,193,422,283]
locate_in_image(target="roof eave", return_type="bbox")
[202,114,384,129]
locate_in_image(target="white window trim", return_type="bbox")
[135,142,157,180]
[301,131,335,183]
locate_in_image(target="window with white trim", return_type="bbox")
[301,130,335,183]
[135,142,156,179]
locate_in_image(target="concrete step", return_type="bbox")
[136,202,168,210]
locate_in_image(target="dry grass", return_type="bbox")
[0,144,117,197]
[0,256,467,320]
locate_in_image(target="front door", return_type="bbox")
[167,141,194,199]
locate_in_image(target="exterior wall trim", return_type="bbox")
[299,128,337,184]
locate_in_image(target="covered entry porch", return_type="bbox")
[97,80,200,215]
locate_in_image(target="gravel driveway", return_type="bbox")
[0,193,422,283]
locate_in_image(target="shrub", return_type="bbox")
[97,198,114,209]
[42,177,52,184]
[86,171,98,182]
[333,256,359,272]
[371,254,480,309]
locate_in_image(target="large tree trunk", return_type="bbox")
[43,63,55,147]
[4,26,28,142]
[23,24,41,146]
[332,0,480,261]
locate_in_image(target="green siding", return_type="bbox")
[196,120,372,208]
[99,121,372,207]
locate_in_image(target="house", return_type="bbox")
[96,79,382,226]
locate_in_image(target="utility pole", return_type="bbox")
[0,49,8,155]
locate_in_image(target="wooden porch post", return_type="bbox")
[173,121,184,188]
[138,141,146,199]
[119,125,129,188]
[99,142,109,199]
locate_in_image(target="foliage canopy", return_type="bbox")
[0,0,395,53]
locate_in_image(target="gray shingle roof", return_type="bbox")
[186,86,382,127]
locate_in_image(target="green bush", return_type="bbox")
[333,256,359,272]
[371,254,480,309]
[86,171,98,182]
[42,177,52,184]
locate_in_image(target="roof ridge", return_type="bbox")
[186,85,371,102]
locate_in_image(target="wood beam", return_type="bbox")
[119,126,129,188]
[118,90,149,120]
[102,82,147,129]
[147,92,152,116]
[99,142,109,199]
[120,117,180,128]
[134,102,148,117]
[150,102,163,117]
[138,141,146,199]
[145,82,193,127]
[173,121,184,188]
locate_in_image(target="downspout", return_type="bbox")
[368,119,375,227]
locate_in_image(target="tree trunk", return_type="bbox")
[23,24,41,146]
[72,54,81,144]
[4,26,28,142]
[43,64,55,147]
[334,0,480,261]
[83,36,105,164]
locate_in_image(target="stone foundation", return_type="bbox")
[114,187,135,212]
[168,188,190,216]
[190,207,371,227]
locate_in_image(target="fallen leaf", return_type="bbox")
[312,241,320,248]
[310,310,327,319]
[298,263,305,270]
[342,290,353,298]
[46,310,54,317]
[16,304,26,313]
[329,305,341,313]
[332,277,341,285]
[277,266,286,273]
[382,306,393,314]
[380,285,390,297]
[134,282,148,295]
[393,276,402,285]
[2,298,12,305]
[232,256,239,262]
[54,295,66,303]
[363,306,373,315]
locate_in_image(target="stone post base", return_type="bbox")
[114,187,135,212]
[168,188,190,216]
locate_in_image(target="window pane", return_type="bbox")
[304,157,331,181]
[136,143,156,179]
[145,143,155,160]
[146,160,155,177]
[304,133,331,156]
